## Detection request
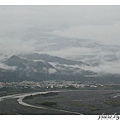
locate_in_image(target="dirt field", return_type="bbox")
[23,90,120,115]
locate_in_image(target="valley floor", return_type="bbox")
[0,90,120,115]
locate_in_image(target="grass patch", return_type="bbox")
[23,92,59,100]
[87,105,100,111]
[23,95,34,100]
[104,98,120,106]
[69,101,99,111]
[36,102,57,107]
[69,101,86,107]
[41,92,59,97]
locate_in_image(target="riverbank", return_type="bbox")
[0,90,120,115]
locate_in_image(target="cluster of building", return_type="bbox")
[0,80,98,90]
[0,80,120,90]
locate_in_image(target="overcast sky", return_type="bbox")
[1,5,120,73]
[0,6,120,46]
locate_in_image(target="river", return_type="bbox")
[0,90,82,115]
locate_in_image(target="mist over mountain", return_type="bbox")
[21,53,89,66]
[0,6,120,82]
[0,53,120,83]
[0,54,97,82]
[16,30,120,74]
[0,30,120,75]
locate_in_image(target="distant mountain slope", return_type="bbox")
[0,54,96,82]
[4,55,55,73]
[0,54,120,83]
[21,53,89,66]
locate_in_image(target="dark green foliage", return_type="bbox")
[23,95,34,100]
[23,92,59,100]
[37,102,57,107]
[41,92,59,97]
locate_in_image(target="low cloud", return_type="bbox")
[43,47,96,58]
[0,63,16,70]
[48,68,57,74]
[81,60,120,74]
[0,37,36,57]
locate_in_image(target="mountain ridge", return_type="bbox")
[21,53,89,66]
[0,54,96,82]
